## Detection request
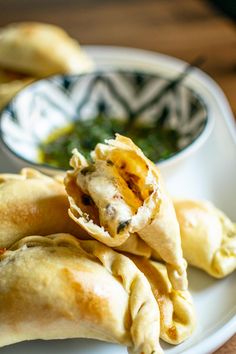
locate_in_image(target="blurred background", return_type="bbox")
[0,0,235,117]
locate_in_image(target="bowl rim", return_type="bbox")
[0,68,211,172]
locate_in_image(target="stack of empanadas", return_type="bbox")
[0,135,235,353]
[65,135,188,291]
[0,22,93,109]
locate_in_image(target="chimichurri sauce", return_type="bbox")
[38,115,180,169]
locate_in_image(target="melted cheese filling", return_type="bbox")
[76,161,141,237]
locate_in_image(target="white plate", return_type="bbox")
[0,46,235,354]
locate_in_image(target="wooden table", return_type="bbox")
[0,0,235,352]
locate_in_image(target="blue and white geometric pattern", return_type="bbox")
[0,70,208,169]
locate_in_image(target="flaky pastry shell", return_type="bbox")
[0,22,93,76]
[65,135,187,290]
[0,233,162,354]
[0,168,87,248]
[174,199,236,278]
[128,255,196,345]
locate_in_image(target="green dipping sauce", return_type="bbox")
[38,115,180,169]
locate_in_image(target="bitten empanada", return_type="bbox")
[128,255,196,344]
[65,134,187,290]
[0,233,162,354]
[0,168,87,248]
[0,22,93,76]
[174,199,236,277]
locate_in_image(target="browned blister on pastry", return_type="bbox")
[0,233,163,354]
[65,134,187,290]
[174,199,236,278]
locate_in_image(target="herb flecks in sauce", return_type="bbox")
[39,115,180,169]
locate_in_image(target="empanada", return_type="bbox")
[0,22,93,76]
[174,199,236,277]
[0,168,87,248]
[0,233,162,354]
[65,134,187,290]
[128,255,196,344]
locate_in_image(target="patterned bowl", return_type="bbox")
[0,70,210,173]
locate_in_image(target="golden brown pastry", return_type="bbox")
[0,22,93,76]
[114,234,152,258]
[0,168,88,248]
[128,255,196,345]
[174,199,236,278]
[65,134,187,290]
[0,233,163,354]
